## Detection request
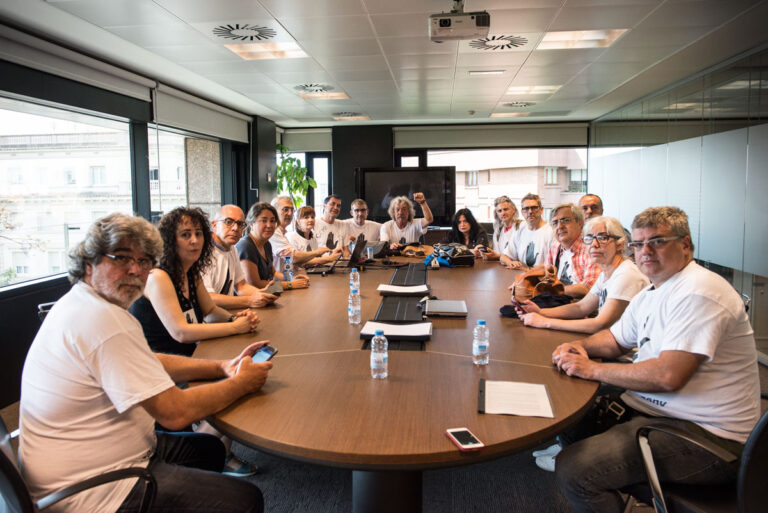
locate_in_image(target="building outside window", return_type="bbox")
[544,167,558,185]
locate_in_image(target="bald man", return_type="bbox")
[579,194,604,221]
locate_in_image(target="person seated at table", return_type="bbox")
[516,216,649,333]
[271,196,339,267]
[380,192,434,250]
[441,208,489,256]
[345,198,382,242]
[287,205,343,266]
[237,202,310,290]
[501,193,552,269]
[20,212,270,513]
[481,195,522,262]
[127,206,263,476]
[202,204,278,309]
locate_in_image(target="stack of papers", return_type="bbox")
[377,284,430,296]
[360,321,432,341]
[478,379,555,418]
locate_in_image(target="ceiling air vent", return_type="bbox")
[469,35,528,51]
[212,24,277,41]
[294,84,333,93]
[504,101,536,108]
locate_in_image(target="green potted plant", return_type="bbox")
[275,144,316,208]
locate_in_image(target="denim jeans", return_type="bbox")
[116,431,263,513]
[555,414,740,513]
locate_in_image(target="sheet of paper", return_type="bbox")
[484,380,555,418]
[361,321,432,337]
[377,284,430,294]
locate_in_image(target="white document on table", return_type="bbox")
[376,284,430,295]
[480,380,555,418]
[360,321,432,338]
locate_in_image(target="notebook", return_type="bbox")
[424,300,468,318]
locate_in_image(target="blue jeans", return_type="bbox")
[116,432,263,513]
[555,414,740,513]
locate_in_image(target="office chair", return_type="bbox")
[1,417,156,513]
[631,408,768,513]
[35,303,55,322]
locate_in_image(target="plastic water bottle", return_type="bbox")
[371,330,388,379]
[348,289,361,325]
[282,255,294,281]
[472,319,489,365]
[349,267,360,292]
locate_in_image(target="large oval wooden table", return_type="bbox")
[194,259,598,513]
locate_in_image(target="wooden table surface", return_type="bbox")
[194,259,598,471]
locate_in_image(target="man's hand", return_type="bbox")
[248,290,277,307]
[552,342,588,370]
[222,341,269,377]
[289,274,310,289]
[504,260,524,270]
[231,309,260,333]
[413,192,425,204]
[222,341,273,393]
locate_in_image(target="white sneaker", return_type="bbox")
[535,455,556,472]
[532,443,561,458]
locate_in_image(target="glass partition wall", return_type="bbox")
[588,47,768,358]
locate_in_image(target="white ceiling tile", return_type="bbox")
[379,37,458,56]
[259,0,366,18]
[262,70,338,84]
[333,69,394,82]
[456,52,529,67]
[50,0,179,27]
[395,68,456,80]
[454,66,520,78]
[550,4,660,31]
[305,38,383,57]
[144,44,240,63]
[525,49,605,66]
[180,60,260,74]
[338,81,399,93]
[639,0,761,29]
[247,58,326,73]
[106,24,212,47]
[370,14,430,38]
[314,55,390,72]
[488,8,560,33]
[281,15,376,40]
[204,72,283,89]
[387,54,457,69]
[515,63,587,78]
[154,0,273,23]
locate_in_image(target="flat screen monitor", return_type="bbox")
[355,167,456,226]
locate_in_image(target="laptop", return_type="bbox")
[304,251,344,274]
[424,300,468,318]
[339,233,367,268]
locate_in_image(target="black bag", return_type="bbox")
[432,243,475,267]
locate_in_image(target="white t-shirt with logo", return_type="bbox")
[20,282,175,513]
[589,259,649,310]
[610,261,760,443]
[202,242,246,296]
[493,224,519,254]
[505,223,553,267]
[287,230,318,252]
[380,219,426,244]
[314,218,348,250]
[345,219,381,242]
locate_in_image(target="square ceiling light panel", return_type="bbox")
[537,29,628,50]
[191,20,307,60]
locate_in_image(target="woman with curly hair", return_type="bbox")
[130,206,260,357]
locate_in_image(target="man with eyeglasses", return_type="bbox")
[542,202,601,299]
[202,204,278,309]
[269,196,338,266]
[20,213,270,513]
[345,198,381,242]
[551,206,759,513]
[501,193,553,269]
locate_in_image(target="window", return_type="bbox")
[465,171,478,187]
[545,167,558,185]
[401,156,419,167]
[0,96,132,287]
[149,167,159,181]
[568,168,587,192]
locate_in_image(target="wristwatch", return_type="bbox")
[228,314,236,322]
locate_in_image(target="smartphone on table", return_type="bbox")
[252,344,278,363]
[445,427,484,451]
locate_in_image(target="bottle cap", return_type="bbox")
[374,330,384,336]
[477,319,486,325]
[350,289,359,294]
[351,268,358,272]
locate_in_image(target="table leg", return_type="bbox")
[352,469,422,513]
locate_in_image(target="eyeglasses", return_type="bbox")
[551,217,573,227]
[352,208,368,213]
[582,234,620,245]
[103,253,155,271]
[216,218,247,230]
[521,206,540,212]
[627,236,682,251]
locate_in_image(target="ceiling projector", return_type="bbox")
[429,1,490,42]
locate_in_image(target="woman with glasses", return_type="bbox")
[237,202,310,289]
[441,208,489,256]
[516,216,649,333]
[481,195,522,261]
[287,206,343,266]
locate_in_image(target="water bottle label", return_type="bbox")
[371,353,386,369]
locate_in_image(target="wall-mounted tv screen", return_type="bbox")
[355,167,456,226]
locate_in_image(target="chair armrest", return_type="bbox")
[37,467,155,511]
[635,424,738,513]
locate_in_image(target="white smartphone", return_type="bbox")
[445,427,484,451]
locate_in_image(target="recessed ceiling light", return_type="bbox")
[333,112,371,121]
[224,42,307,60]
[490,112,530,118]
[506,85,561,95]
[537,29,627,50]
[468,70,505,76]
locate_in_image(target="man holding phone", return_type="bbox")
[20,213,272,513]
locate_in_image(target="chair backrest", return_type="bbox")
[0,417,34,513]
[36,302,56,322]
[738,407,768,513]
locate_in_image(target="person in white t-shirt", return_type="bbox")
[314,194,349,252]
[379,192,434,250]
[287,205,343,266]
[551,207,760,513]
[19,213,271,513]
[481,195,522,261]
[345,198,381,243]
[202,204,277,309]
[502,193,552,269]
[517,216,649,333]
[270,196,337,267]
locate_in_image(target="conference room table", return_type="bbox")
[194,258,599,513]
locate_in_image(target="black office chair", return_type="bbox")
[631,408,768,513]
[36,302,56,322]
[1,417,156,512]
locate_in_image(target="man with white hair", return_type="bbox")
[379,192,433,250]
